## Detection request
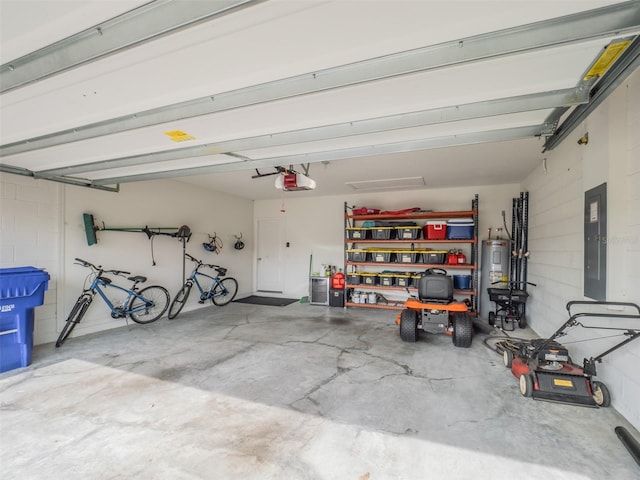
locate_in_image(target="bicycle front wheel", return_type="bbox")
[129,286,169,324]
[168,283,192,320]
[56,295,92,347]
[212,277,238,306]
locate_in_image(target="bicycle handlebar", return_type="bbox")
[74,257,95,268]
[74,258,130,277]
[184,252,222,271]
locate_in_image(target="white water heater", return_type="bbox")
[480,239,510,319]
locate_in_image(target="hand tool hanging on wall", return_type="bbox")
[82,213,191,266]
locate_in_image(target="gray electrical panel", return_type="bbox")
[584,183,607,300]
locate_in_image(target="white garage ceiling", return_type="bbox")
[1,0,639,200]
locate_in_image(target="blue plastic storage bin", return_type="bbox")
[0,267,50,373]
[447,219,474,240]
[453,275,472,290]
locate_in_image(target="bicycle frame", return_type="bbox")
[185,266,221,301]
[86,275,154,318]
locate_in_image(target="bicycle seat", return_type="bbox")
[128,275,147,284]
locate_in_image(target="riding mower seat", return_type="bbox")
[396,268,473,347]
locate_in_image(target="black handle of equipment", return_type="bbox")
[567,300,640,317]
[615,426,640,467]
[425,268,447,276]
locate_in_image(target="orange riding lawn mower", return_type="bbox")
[396,268,473,347]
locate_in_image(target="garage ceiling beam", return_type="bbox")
[2,1,639,157]
[91,125,543,186]
[544,35,640,151]
[0,0,264,93]
[0,163,119,192]
[37,87,587,177]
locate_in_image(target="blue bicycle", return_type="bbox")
[167,253,238,319]
[55,258,170,347]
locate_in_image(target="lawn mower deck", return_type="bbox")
[506,341,602,407]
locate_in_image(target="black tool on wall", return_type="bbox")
[83,213,191,266]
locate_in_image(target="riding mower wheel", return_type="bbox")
[452,313,473,348]
[399,309,418,342]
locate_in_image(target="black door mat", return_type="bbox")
[234,296,298,307]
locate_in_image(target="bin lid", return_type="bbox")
[0,267,50,299]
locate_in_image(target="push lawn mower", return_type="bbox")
[502,301,640,407]
[396,268,473,347]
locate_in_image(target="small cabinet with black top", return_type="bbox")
[343,195,479,312]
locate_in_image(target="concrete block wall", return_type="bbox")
[0,173,61,344]
[1,174,254,347]
[522,67,640,429]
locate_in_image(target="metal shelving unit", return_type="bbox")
[343,195,479,312]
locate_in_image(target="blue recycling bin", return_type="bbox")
[0,267,50,373]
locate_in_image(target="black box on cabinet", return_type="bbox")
[329,289,345,307]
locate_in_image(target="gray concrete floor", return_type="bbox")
[1,301,639,479]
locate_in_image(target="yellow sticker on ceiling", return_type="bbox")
[164,130,195,142]
[584,40,632,80]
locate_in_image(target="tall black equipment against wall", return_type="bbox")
[509,192,530,302]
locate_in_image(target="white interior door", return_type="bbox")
[256,217,284,293]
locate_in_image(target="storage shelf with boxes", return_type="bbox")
[343,197,478,312]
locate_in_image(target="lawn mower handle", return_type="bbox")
[531,301,640,363]
[566,300,640,316]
